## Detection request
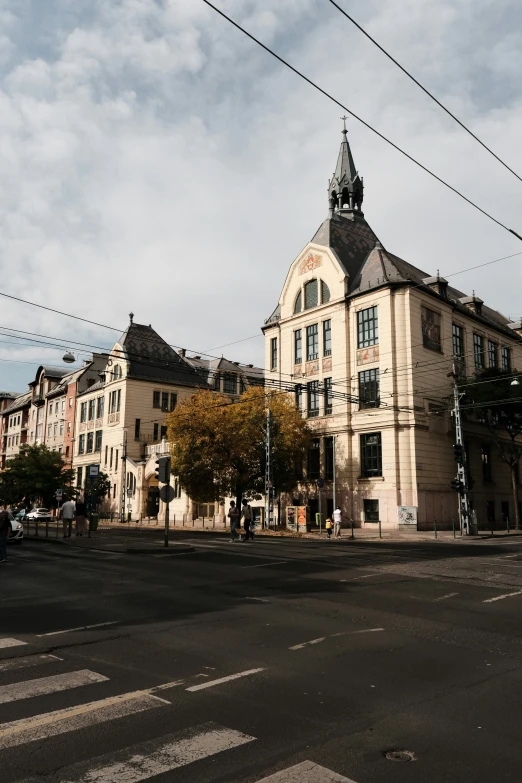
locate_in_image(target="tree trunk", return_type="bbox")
[512,464,520,530]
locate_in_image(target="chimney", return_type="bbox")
[178,349,186,357]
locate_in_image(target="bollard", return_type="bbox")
[452,518,456,539]
[378,519,382,538]
[351,520,355,539]
[434,519,437,539]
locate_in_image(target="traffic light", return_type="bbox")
[155,456,171,484]
[450,478,465,494]
[453,443,464,464]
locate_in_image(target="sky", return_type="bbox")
[0,0,521,392]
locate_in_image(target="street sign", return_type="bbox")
[126,488,133,497]
[159,485,175,503]
[55,488,63,498]
[87,464,100,478]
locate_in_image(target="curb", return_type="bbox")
[23,536,195,555]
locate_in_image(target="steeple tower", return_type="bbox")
[328,118,364,216]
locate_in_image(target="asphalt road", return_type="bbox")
[3,532,522,782]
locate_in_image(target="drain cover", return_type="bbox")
[385,750,415,762]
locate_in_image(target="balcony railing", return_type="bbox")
[145,440,170,457]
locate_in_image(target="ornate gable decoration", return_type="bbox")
[298,252,322,276]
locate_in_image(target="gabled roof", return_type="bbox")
[184,355,264,387]
[117,322,206,387]
[311,212,379,285]
[3,391,32,415]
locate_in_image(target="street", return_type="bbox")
[3,533,522,782]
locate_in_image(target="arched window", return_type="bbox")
[294,290,302,314]
[113,365,122,380]
[321,280,330,304]
[304,279,318,310]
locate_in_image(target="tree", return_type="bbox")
[166,387,311,506]
[0,444,76,508]
[84,471,111,511]
[460,368,522,529]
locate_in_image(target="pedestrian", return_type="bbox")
[241,499,254,541]
[75,498,87,537]
[0,507,12,563]
[228,501,240,542]
[333,505,343,538]
[60,498,76,538]
[325,516,333,539]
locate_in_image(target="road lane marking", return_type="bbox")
[0,638,27,649]
[0,692,167,750]
[36,621,118,637]
[290,637,326,651]
[434,592,459,601]
[186,668,265,692]
[0,654,62,673]
[0,669,108,704]
[290,628,385,650]
[241,561,289,569]
[19,722,255,781]
[483,590,522,603]
[245,597,270,602]
[255,760,357,782]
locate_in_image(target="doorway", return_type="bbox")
[147,486,160,518]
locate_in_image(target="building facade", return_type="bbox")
[263,128,522,529]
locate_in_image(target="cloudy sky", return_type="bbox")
[0,0,521,391]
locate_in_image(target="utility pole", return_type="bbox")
[265,407,271,530]
[164,457,171,548]
[332,434,337,512]
[452,369,470,534]
[120,429,127,523]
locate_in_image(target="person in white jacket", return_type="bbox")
[333,506,343,538]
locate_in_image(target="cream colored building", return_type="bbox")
[263,128,522,530]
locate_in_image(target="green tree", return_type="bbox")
[0,444,76,508]
[84,471,111,509]
[166,387,311,506]
[460,368,522,529]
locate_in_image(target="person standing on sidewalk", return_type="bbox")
[241,499,254,541]
[325,516,333,539]
[75,498,87,537]
[228,501,240,542]
[333,506,343,538]
[0,507,12,563]
[60,498,76,538]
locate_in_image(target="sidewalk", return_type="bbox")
[24,530,195,555]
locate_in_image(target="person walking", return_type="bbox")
[60,498,76,538]
[325,516,333,539]
[241,499,254,541]
[333,506,343,538]
[0,507,12,563]
[228,501,240,542]
[75,499,87,537]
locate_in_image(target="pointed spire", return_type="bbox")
[328,120,364,216]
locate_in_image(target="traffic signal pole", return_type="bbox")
[155,456,172,548]
[164,464,171,549]
[453,371,470,535]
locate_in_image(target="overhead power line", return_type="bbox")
[327,0,522,185]
[201,0,522,243]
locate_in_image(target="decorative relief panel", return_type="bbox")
[322,357,332,372]
[305,360,319,377]
[79,423,86,432]
[298,252,322,276]
[357,346,379,366]
[87,421,95,431]
[108,412,120,426]
[294,365,303,378]
[95,418,103,428]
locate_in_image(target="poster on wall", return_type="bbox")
[421,306,441,351]
[398,506,418,528]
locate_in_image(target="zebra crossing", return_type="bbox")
[0,636,356,783]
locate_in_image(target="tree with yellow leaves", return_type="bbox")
[166,386,311,505]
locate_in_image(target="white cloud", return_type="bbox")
[0,0,521,390]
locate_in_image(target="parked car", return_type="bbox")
[25,508,51,520]
[7,514,23,545]
[14,509,27,521]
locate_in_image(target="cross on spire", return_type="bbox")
[341,115,348,134]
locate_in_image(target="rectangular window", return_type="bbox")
[364,499,380,522]
[359,368,380,409]
[77,466,83,488]
[105,445,108,465]
[307,438,320,480]
[270,337,278,371]
[161,425,167,440]
[95,430,102,451]
[113,483,116,499]
[49,403,53,415]
[135,418,141,439]
[482,444,492,482]
[110,447,113,469]
[474,334,485,369]
[421,305,441,351]
[501,501,510,523]
[97,396,104,419]
[213,373,221,391]
[486,500,495,524]
[80,402,87,423]
[115,449,119,472]
[86,432,94,453]
[224,374,237,394]
[306,324,319,361]
[295,384,303,412]
[65,446,69,457]
[294,330,302,364]
[153,423,159,441]
[78,434,85,455]
[360,432,382,477]
[452,324,464,357]
[116,388,121,412]
[323,320,332,356]
[54,423,58,436]
[59,423,63,436]
[161,392,169,412]
[488,340,498,369]
[307,381,320,417]
[62,399,65,413]
[88,399,96,420]
[357,306,378,348]
[325,436,334,481]
[170,393,177,411]
[69,397,73,408]
[47,424,52,437]
[502,347,511,372]
[153,391,161,408]
[324,378,332,415]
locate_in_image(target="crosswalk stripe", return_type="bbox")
[20,722,254,782]
[0,654,62,673]
[0,638,27,649]
[255,760,357,782]
[0,692,168,750]
[0,669,108,704]
[186,668,265,692]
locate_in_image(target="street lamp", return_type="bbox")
[511,377,520,386]
[62,352,76,364]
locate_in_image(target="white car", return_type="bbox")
[7,514,23,545]
[25,508,51,520]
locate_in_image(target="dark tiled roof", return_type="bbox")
[311,212,379,285]
[184,355,264,387]
[118,323,206,387]
[3,391,32,414]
